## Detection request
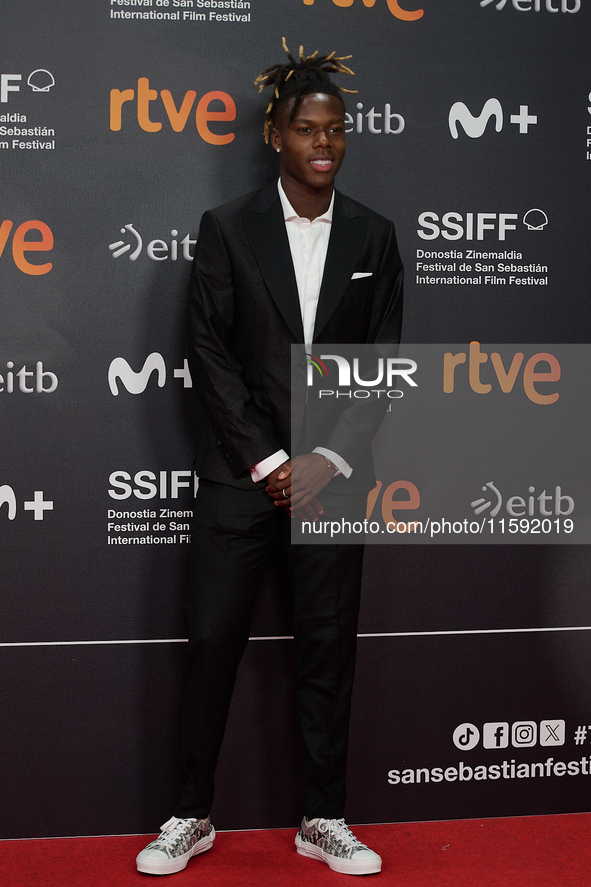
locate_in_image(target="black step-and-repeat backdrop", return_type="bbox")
[1,0,590,839]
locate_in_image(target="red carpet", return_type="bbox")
[2,814,590,886]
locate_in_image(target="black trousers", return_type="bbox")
[174,478,365,821]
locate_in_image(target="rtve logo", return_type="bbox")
[108,352,192,395]
[109,224,196,262]
[480,0,580,12]
[443,343,560,405]
[302,0,424,22]
[366,479,420,525]
[453,720,566,750]
[449,98,537,139]
[110,79,236,143]
[0,219,53,275]
[0,484,54,521]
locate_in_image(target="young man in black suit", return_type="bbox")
[136,39,403,877]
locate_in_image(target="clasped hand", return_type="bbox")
[265,453,335,521]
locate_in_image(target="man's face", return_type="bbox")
[271,92,346,195]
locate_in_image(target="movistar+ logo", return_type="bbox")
[108,352,192,395]
[449,98,537,139]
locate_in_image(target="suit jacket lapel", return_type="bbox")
[241,185,368,343]
[313,191,367,341]
[241,183,304,342]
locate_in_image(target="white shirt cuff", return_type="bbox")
[250,450,289,483]
[312,447,352,478]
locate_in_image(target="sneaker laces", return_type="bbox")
[316,818,366,854]
[156,816,200,849]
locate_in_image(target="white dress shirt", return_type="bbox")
[249,181,352,483]
[279,178,333,348]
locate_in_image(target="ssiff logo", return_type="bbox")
[1,70,55,102]
[417,209,548,241]
[302,0,424,21]
[108,470,196,501]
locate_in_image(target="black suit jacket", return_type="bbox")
[187,181,404,491]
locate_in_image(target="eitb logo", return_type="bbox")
[479,0,580,13]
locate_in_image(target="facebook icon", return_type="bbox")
[483,721,509,749]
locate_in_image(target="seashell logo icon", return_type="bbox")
[27,69,55,92]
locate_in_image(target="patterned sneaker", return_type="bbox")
[296,817,382,875]
[136,815,215,875]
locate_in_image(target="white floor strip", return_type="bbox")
[357,625,591,638]
[1,625,591,648]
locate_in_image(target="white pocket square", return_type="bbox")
[351,272,373,279]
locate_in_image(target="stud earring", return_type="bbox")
[276,147,280,153]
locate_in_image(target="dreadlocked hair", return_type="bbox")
[254,37,357,143]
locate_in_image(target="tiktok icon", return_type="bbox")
[453,723,480,751]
